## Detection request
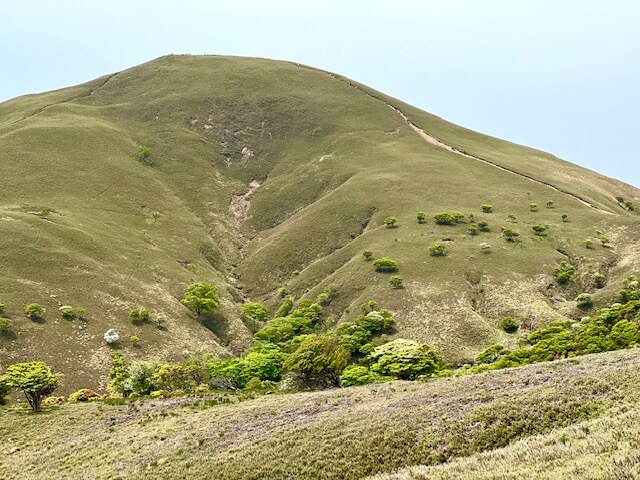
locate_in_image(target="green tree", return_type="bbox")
[181,282,220,319]
[284,334,350,388]
[368,339,441,380]
[383,216,397,228]
[373,257,398,272]
[241,302,269,329]
[389,275,404,289]
[416,212,426,224]
[1,361,62,411]
[107,352,131,397]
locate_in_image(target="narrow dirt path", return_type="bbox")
[318,69,612,214]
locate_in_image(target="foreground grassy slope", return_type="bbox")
[0,55,639,388]
[2,348,640,479]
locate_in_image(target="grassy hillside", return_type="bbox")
[2,348,640,479]
[0,55,639,389]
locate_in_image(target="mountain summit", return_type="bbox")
[0,55,638,388]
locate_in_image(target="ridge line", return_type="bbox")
[321,71,612,215]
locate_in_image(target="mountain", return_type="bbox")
[0,55,639,389]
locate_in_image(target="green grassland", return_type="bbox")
[2,348,640,479]
[0,55,639,389]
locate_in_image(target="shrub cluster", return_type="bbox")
[468,298,640,374]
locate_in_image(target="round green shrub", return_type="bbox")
[501,317,519,333]
[373,257,398,272]
[428,243,447,257]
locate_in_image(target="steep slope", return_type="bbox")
[0,55,639,387]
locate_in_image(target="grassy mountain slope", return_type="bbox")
[2,348,640,479]
[0,55,639,388]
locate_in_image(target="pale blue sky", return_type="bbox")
[1,0,638,186]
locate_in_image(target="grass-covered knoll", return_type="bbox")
[2,348,640,479]
[0,54,639,388]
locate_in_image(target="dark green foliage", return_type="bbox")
[434,212,465,225]
[501,316,519,333]
[475,344,509,365]
[562,213,569,222]
[383,216,397,228]
[546,201,555,209]
[0,378,9,405]
[555,261,576,284]
[532,224,547,236]
[478,221,490,232]
[373,257,398,272]
[575,293,593,308]
[181,282,219,319]
[416,212,426,224]
[389,275,404,289]
[362,250,373,261]
[284,334,350,388]
[467,225,479,236]
[428,243,447,256]
[481,204,493,213]
[368,339,442,380]
[0,361,62,411]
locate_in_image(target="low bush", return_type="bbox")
[373,257,398,272]
[434,212,465,225]
[501,316,520,333]
[575,293,593,308]
[481,204,493,213]
[428,243,447,256]
[389,275,404,289]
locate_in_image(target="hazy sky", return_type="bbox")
[1,1,638,187]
